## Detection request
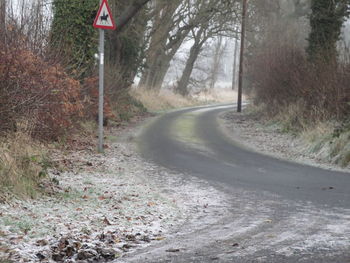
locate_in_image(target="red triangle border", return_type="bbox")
[93,0,116,30]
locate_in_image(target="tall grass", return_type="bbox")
[0,132,49,200]
[249,43,350,166]
[130,88,199,112]
[131,87,238,112]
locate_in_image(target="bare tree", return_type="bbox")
[176,26,207,96]
[208,36,227,90]
[140,0,241,93]
[138,0,187,91]
[175,0,239,96]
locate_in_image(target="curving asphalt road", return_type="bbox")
[119,104,350,263]
[140,104,350,208]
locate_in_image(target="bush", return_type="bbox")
[0,43,85,141]
[82,77,116,124]
[250,43,350,128]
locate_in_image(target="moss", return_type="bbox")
[171,114,201,145]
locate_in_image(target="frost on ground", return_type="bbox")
[219,110,350,173]
[0,120,229,263]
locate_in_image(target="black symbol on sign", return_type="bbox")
[100,12,109,23]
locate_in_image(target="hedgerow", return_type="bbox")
[0,43,85,141]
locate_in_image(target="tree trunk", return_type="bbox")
[116,0,151,33]
[138,6,169,90]
[140,37,184,91]
[139,0,190,92]
[150,56,171,91]
[105,0,149,93]
[232,33,239,90]
[209,36,225,90]
[0,0,5,42]
[139,50,166,90]
[176,41,203,96]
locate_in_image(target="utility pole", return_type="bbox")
[237,0,247,113]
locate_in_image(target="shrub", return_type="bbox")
[82,77,116,124]
[0,43,84,141]
[249,43,350,128]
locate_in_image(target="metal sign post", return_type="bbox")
[98,29,105,153]
[93,0,116,153]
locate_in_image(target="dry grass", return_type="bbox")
[130,87,241,112]
[130,88,200,112]
[301,123,350,168]
[193,88,241,104]
[0,132,49,200]
[248,102,350,168]
[273,101,310,133]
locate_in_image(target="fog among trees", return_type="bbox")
[1,0,350,138]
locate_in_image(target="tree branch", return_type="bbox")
[116,0,151,32]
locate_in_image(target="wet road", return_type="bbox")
[118,104,350,262]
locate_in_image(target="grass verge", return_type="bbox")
[301,123,350,167]
[130,88,199,112]
[130,87,239,112]
[0,132,50,201]
[249,103,350,168]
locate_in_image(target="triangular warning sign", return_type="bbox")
[93,0,116,30]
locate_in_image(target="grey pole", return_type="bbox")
[98,29,105,153]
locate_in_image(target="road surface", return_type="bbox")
[118,104,350,263]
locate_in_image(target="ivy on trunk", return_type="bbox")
[307,0,349,62]
[50,0,99,79]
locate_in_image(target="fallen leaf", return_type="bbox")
[36,252,46,260]
[122,244,133,249]
[155,236,165,241]
[103,217,112,225]
[36,239,48,246]
[166,248,180,253]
